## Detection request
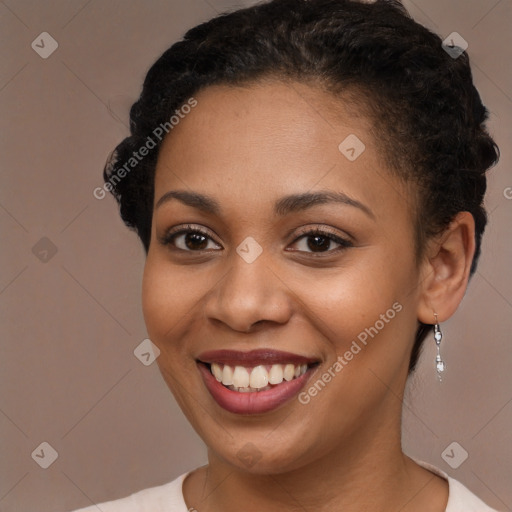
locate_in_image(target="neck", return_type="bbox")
[184,401,446,512]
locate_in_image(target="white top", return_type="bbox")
[71,460,500,511]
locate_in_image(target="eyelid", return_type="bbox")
[159,224,221,247]
[292,224,353,244]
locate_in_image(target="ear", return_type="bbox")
[417,211,476,324]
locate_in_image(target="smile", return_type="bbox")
[197,349,319,414]
[210,362,308,391]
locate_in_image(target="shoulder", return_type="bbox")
[445,477,501,512]
[68,463,503,512]
[414,459,501,512]
[69,472,190,512]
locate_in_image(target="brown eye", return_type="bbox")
[177,231,209,251]
[289,228,352,254]
[160,225,222,252]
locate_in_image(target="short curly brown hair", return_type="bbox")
[102,0,499,373]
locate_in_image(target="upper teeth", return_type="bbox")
[210,363,308,390]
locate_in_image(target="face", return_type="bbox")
[142,80,425,474]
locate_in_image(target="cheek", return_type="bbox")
[289,271,415,444]
[141,254,196,345]
[141,252,224,358]
[141,255,203,400]
[300,253,417,374]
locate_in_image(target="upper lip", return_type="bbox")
[197,349,319,367]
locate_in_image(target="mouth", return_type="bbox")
[196,349,320,414]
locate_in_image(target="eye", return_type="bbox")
[160,224,222,252]
[159,224,353,255]
[288,227,353,255]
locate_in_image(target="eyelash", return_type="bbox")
[159,224,353,256]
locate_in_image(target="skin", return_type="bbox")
[142,79,475,512]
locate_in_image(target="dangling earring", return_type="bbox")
[433,313,446,380]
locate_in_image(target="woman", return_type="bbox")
[74,0,501,510]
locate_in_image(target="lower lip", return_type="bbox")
[198,363,314,415]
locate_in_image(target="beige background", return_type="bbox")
[1,0,511,510]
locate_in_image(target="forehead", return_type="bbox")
[153,80,406,221]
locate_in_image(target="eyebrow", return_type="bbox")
[155,189,375,219]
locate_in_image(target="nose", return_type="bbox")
[204,250,293,333]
